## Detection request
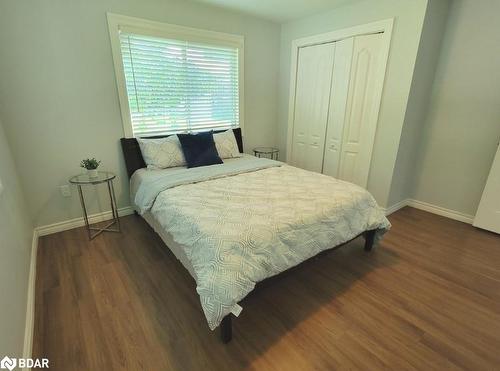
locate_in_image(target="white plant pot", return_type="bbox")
[87,169,99,178]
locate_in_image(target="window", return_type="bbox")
[107,14,244,137]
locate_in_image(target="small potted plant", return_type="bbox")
[80,158,101,178]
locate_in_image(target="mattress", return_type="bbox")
[130,157,256,286]
[130,155,391,330]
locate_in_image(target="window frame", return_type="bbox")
[107,13,245,138]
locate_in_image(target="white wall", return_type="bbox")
[388,0,451,206]
[0,0,281,227]
[0,119,33,359]
[412,0,500,216]
[278,0,428,207]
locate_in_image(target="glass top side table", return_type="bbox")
[69,171,121,240]
[253,147,279,160]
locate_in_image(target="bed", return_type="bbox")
[121,130,391,343]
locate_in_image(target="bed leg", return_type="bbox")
[220,315,232,343]
[364,230,376,251]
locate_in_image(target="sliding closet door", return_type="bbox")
[338,33,384,187]
[322,38,354,178]
[291,43,335,172]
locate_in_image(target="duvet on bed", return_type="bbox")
[133,155,391,330]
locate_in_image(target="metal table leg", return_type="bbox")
[77,184,92,240]
[77,179,121,240]
[108,179,121,232]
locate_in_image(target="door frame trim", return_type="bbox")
[286,18,394,174]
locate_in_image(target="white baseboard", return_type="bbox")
[384,199,409,215]
[35,206,134,237]
[22,230,39,369]
[384,198,474,224]
[406,199,474,224]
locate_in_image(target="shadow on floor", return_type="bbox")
[124,215,399,370]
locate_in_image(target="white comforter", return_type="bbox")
[134,156,391,330]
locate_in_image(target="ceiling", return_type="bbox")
[189,0,359,23]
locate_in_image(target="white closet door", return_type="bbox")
[322,38,354,178]
[291,43,335,172]
[473,144,500,234]
[339,33,384,187]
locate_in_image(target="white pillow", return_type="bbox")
[213,130,242,159]
[137,135,186,169]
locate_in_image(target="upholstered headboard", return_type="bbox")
[120,128,243,178]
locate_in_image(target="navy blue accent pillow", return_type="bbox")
[177,131,223,168]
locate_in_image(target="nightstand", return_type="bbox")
[69,171,121,240]
[253,147,279,160]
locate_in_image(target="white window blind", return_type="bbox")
[119,32,240,137]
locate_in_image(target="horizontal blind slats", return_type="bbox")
[120,31,239,137]
[122,46,238,60]
[122,39,237,56]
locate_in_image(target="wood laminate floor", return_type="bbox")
[33,207,500,370]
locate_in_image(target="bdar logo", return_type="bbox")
[0,356,16,371]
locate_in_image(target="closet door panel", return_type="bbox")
[339,33,383,187]
[323,38,354,178]
[291,43,335,172]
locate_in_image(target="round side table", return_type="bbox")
[253,147,279,160]
[69,171,121,240]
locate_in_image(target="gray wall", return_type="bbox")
[388,0,451,206]
[278,0,428,208]
[0,119,33,359]
[2,0,496,226]
[0,0,281,227]
[412,0,500,216]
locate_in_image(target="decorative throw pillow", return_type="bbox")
[213,129,243,159]
[137,136,186,169]
[177,131,223,168]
